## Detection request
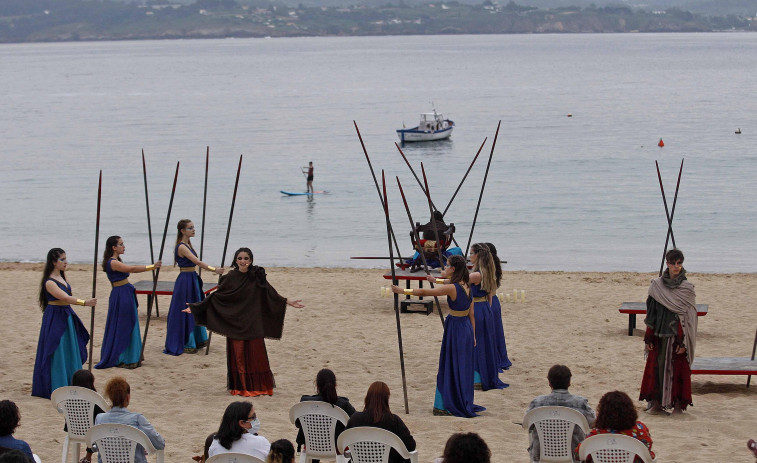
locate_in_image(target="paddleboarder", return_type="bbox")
[301,161,314,194]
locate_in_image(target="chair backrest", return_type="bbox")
[522,406,590,463]
[206,453,265,463]
[578,434,656,463]
[289,401,350,459]
[86,423,163,463]
[337,427,418,463]
[51,386,110,440]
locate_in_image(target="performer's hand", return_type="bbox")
[645,343,654,352]
[287,299,304,308]
[473,336,477,347]
[85,298,97,307]
[214,267,225,275]
[154,260,162,268]
[390,285,403,294]
[426,275,435,283]
[675,345,686,355]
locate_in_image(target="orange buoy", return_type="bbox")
[658,138,664,148]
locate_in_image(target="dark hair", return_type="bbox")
[594,391,638,430]
[363,381,391,423]
[547,365,571,390]
[0,449,33,463]
[217,401,253,450]
[0,400,21,436]
[666,248,684,264]
[102,236,122,272]
[231,248,254,273]
[315,369,338,406]
[104,376,130,408]
[484,243,502,287]
[267,439,295,463]
[72,369,96,391]
[39,248,66,311]
[441,432,491,463]
[446,255,469,286]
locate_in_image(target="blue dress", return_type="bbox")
[95,259,142,368]
[471,284,508,390]
[164,243,208,355]
[32,279,90,399]
[489,295,512,371]
[433,283,485,417]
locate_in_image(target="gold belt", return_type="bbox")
[449,309,469,317]
[48,300,69,306]
[180,267,197,273]
[473,296,487,303]
[112,279,130,287]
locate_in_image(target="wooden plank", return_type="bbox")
[691,357,757,375]
[619,302,708,315]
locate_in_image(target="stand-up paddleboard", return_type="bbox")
[280,190,327,196]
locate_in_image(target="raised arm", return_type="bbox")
[45,280,96,307]
[177,244,224,275]
[390,282,456,299]
[109,259,162,274]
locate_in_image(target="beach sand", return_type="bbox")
[2,263,754,462]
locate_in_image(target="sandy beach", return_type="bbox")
[2,263,754,462]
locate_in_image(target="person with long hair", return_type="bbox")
[435,432,491,463]
[164,219,224,356]
[266,439,295,463]
[0,400,35,462]
[66,370,105,463]
[468,243,507,390]
[639,248,696,414]
[187,247,303,396]
[95,377,165,463]
[391,254,483,417]
[96,236,161,369]
[208,401,270,460]
[345,382,415,463]
[32,248,94,399]
[484,243,511,371]
[577,391,654,463]
[295,369,355,453]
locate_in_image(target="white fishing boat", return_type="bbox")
[396,110,454,142]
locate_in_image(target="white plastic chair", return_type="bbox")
[522,406,590,463]
[51,386,110,463]
[337,427,418,463]
[578,434,656,463]
[206,453,265,463]
[86,424,164,463]
[289,401,349,463]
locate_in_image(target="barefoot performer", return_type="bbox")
[187,247,304,396]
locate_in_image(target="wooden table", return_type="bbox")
[133,280,218,317]
[383,268,443,314]
[618,302,708,336]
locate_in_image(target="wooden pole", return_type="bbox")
[205,154,243,355]
[747,326,757,388]
[442,138,486,217]
[465,121,501,258]
[88,170,102,371]
[421,163,447,266]
[199,147,209,278]
[656,159,684,276]
[382,171,410,414]
[140,161,180,365]
[141,150,159,318]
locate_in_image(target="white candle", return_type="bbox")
[506,293,511,302]
[521,290,526,302]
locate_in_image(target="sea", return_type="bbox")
[1,33,755,272]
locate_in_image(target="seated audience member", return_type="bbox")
[434,432,491,463]
[0,449,33,463]
[577,391,654,463]
[68,369,105,463]
[0,400,35,462]
[266,439,295,463]
[95,377,165,463]
[295,369,355,454]
[191,433,217,463]
[525,365,596,462]
[208,401,270,460]
[345,381,415,463]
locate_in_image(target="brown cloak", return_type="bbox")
[189,266,287,340]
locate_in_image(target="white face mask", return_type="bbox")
[248,417,261,434]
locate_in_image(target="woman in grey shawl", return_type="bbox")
[639,248,697,414]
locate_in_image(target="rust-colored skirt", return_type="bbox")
[227,338,274,397]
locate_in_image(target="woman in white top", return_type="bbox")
[208,401,270,461]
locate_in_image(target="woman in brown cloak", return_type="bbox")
[187,247,304,396]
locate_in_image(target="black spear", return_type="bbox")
[396,177,446,327]
[656,159,684,276]
[382,171,410,414]
[465,121,501,258]
[442,138,486,217]
[199,147,209,278]
[142,150,159,318]
[88,170,102,371]
[748,327,757,388]
[140,161,180,365]
[205,154,243,355]
[353,121,405,264]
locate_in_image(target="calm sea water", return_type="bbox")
[1,33,755,272]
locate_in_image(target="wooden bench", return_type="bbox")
[618,302,709,336]
[691,357,757,387]
[133,280,217,317]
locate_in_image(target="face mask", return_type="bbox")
[248,417,261,434]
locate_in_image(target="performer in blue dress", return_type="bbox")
[391,255,484,417]
[164,219,224,356]
[483,242,511,371]
[469,243,508,391]
[96,236,162,369]
[32,248,95,399]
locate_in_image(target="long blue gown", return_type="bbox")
[95,259,142,368]
[164,243,208,355]
[433,283,485,417]
[489,295,512,371]
[32,279,89,399]
[471,284,508,390]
